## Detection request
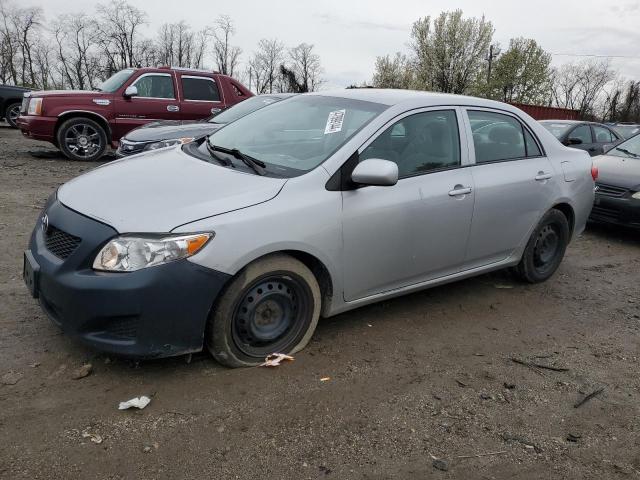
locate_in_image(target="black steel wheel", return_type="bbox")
[515,209,570,283]
[57,117,107,161]
[206,254,321,368]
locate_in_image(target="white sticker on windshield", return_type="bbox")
[324,109,345,134]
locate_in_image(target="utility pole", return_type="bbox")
[487,44,499,85]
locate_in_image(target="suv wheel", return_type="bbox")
[206,254,321,368]
[515,209,570,283]
[5,102,21,128]
[57,117,107,161]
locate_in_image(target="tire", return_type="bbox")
[206,254,321,368]
[515,209,570,283]
[56,117,107,161]
[4,101,21,128]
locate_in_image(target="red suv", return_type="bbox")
[17,67,253,161]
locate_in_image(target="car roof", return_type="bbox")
[309,88,523,110]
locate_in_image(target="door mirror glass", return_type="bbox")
[124,85,138,98]
[351,159,398,187]
[568,137,583,145]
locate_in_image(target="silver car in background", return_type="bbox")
[24,90,595,367]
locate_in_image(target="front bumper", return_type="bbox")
[17,115,57,143]
[590,192,640,228]
[24,198,230,358]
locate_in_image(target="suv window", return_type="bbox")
[133,74,175,99]
[569,125,592,144]
[469,110,541,163]
[182,76,220,101]
[360,110,460,178]
[593,125,615,143]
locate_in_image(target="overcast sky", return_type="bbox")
[34,0,640,88]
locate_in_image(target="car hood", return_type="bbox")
[594,154,640,189]
[124,121,223,143]
[57,147,287,233]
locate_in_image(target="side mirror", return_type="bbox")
[351,159,398,187]
[602,144,613,154]
[124,85,138,98]
[567,137,583,145]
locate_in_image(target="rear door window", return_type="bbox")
[569,125,592,144]
[182,76,220,101]
[593,125,615,143]
[469,110,534,163]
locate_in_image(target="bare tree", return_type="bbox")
[551,60,615,119]
[248,38,285,93]
[284,43,323,92]
[52,14,101,90]
[96,0,148,74]
[212,15,241,76]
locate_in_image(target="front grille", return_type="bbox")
[44,226,81,259]
[595,183,628,197]
[104,316,139,340]
[20,96,29,113]
[591,205,620,221]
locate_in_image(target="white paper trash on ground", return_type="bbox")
[118,396,151,410]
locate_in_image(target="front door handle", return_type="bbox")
[535,172,552,181]
[167,105,179,112]
[448,185,472,197]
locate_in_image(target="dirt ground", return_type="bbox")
[0,125,639,480]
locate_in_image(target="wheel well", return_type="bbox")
[281,250,334,317]
[55,112,112,144]
[552,203,575,236]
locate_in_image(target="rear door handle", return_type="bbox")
[448,186,472,196]
[535,172,552,181]
[167,105,179,112]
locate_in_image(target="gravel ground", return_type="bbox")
[0,125,639,479]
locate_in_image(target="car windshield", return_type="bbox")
[210,96,286,124]
[201,95,387,176]
[612,125,640,139]
[540,122,573,139]
[98,69,136,93]
[608,133,640,159]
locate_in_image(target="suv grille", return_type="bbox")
[595,183,628,197]
[21,96,29,113]
[44,226,81,259]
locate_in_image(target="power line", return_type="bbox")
[551,53,640,59]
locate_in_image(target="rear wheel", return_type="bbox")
[206,254,321,368]
[4,101,21,128]
[57,117,107,161]
[515,209,570,283]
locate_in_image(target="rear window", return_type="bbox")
[182,77,220,101]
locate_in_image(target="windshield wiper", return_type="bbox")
[206,141,234,167]
[615,147,640,158]
[210,145,266,175]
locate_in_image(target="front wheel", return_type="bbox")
[57,117,107,161]
[4,101,21,128]
[515,209,570,283]
[206,254,321,368]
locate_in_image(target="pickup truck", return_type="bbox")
[1,84,31,128]
[17,66,253,161]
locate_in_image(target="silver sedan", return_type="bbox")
[25,89,596,367]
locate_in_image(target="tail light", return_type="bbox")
[591,164,599,181]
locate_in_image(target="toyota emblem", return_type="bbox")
[41,213,49,232]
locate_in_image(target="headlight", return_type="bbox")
[93,233,212,272]
[27,97,43,116]
[143,137,195,151]
[632,192,640,200]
